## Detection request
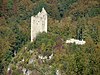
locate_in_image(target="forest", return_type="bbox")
[0,0,100,75]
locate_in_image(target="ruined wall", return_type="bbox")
[31,8,47,42]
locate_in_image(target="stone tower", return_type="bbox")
[31,8,47,42]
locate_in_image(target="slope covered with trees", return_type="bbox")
[0,0,100,75]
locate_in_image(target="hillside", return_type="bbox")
[0,0,100,75]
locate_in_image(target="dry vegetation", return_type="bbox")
[0,0,100,75]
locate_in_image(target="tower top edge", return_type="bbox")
[31,7,47,18]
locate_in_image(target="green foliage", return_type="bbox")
[34,32,57,56]
[72,6,100,20]
[57,0,77,18]
[27,42,34,50]
[86,6,100,17]
[7,0,13,10]
[12,69,23,75]
[32,0,47,15]
[0,0,100,75]
[31,0,38,3]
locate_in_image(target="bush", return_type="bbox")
[34,32,57,55]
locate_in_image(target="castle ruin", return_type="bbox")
[31,8,47,42]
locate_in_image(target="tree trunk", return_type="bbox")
[13,0,17,14]
[2,0,8,13]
